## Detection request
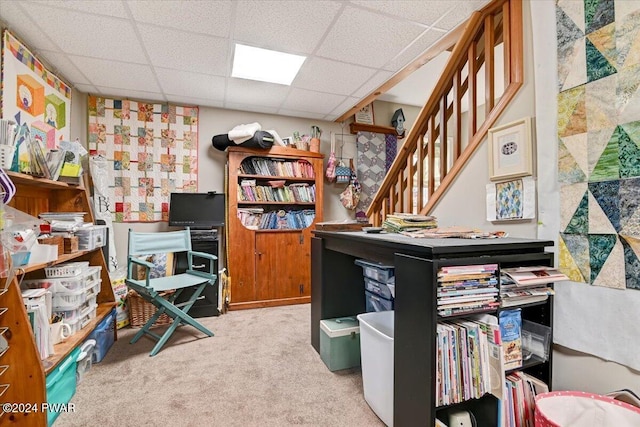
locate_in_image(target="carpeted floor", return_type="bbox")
[55,304,384,427]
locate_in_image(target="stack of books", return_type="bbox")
[437,264,499,317]
[382,213,437,233]
[499,266,566,307]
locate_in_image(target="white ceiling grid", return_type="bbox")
[0,0,489,120]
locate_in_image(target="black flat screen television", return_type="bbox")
[168,192,226,228]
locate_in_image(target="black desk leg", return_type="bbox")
[394,253,436,426]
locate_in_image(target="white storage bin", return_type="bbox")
[53,296,97,322]
[76,225,107,251]
[357,310,395,427]
[24,267,98,294]
[65,303,97,336]
[52,280,100,310]
[45,262,90,278]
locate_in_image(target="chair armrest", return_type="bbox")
[129,257,154,269]
[128,256,154,288]
[187,251,218,275]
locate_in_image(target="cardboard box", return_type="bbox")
[63,236,79,253]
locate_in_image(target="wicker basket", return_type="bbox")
[127,290,173,328]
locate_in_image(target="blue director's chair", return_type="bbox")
[125,228,217,356]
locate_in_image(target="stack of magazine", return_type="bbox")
[437,264,499,317]
[499,266,567,307]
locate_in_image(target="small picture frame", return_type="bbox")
[282,137,292,146]
[354,103,375,125]
[488,117,533,181]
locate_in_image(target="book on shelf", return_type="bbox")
[500,287,555,308]
[501,266,569,286]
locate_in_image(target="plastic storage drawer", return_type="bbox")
[355,259,395,283]
[364,277,394,300]
[46,346,81,426]
[88,308,116,363]
[76,225,107,251]
[365,290,394,312]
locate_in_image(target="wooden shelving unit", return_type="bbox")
[0,172,115,427]
[227,146,323,310]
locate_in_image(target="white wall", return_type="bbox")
[71,95,357,267]
[530,0,640,392]
[429,1,538,238]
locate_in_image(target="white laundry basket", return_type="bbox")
[535,391,640,427]
[357,310,394,427]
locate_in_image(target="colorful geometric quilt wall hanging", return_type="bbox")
[1,30,71,146]
[557,0,640,289]
[87,96,198,222]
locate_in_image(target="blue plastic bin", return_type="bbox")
[88,308,116,363]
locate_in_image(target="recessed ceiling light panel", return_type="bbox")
[232,44,306,86]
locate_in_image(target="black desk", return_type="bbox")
[311,231,554,426]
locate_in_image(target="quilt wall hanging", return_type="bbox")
[355,131,397,217]
[87,95,198,222]
[1,29,71,147]
[557,0,640,289]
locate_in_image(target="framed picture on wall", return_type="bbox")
[354,103,375,125]
[488,117,533,181]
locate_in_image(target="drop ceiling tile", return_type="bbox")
[384,28,447,72]
[69,56,160,92]
[316,5,424,69]
[166,95,223,109]
[277,109,328,120]
[0,2,60,51]
[38,50,90,85]
[329,96,361,118]
[226,78,290,108]
[293,58,377,96]
[73,84,99,94]
[137,24,228,76]
[127,0,232,37]
[283,88,346,115]
[27,0,129,18]
[94,86,165,103]
[350,0,454,27]
[352,70,395,98]
[155,68,225,101]
[225,103,280,116]
[18,3,146,62]
[432,1,488,31]
[234,0,342,54]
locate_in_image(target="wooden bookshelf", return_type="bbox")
[227,146,323,310]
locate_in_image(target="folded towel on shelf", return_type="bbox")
[228,122,262,144]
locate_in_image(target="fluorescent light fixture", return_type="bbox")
[232,44,306,85]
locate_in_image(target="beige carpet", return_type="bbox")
[56,304,384,427]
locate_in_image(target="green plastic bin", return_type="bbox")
[320,317,361,371]
[46,346,81,426]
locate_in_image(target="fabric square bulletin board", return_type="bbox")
[87,95,198,222]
